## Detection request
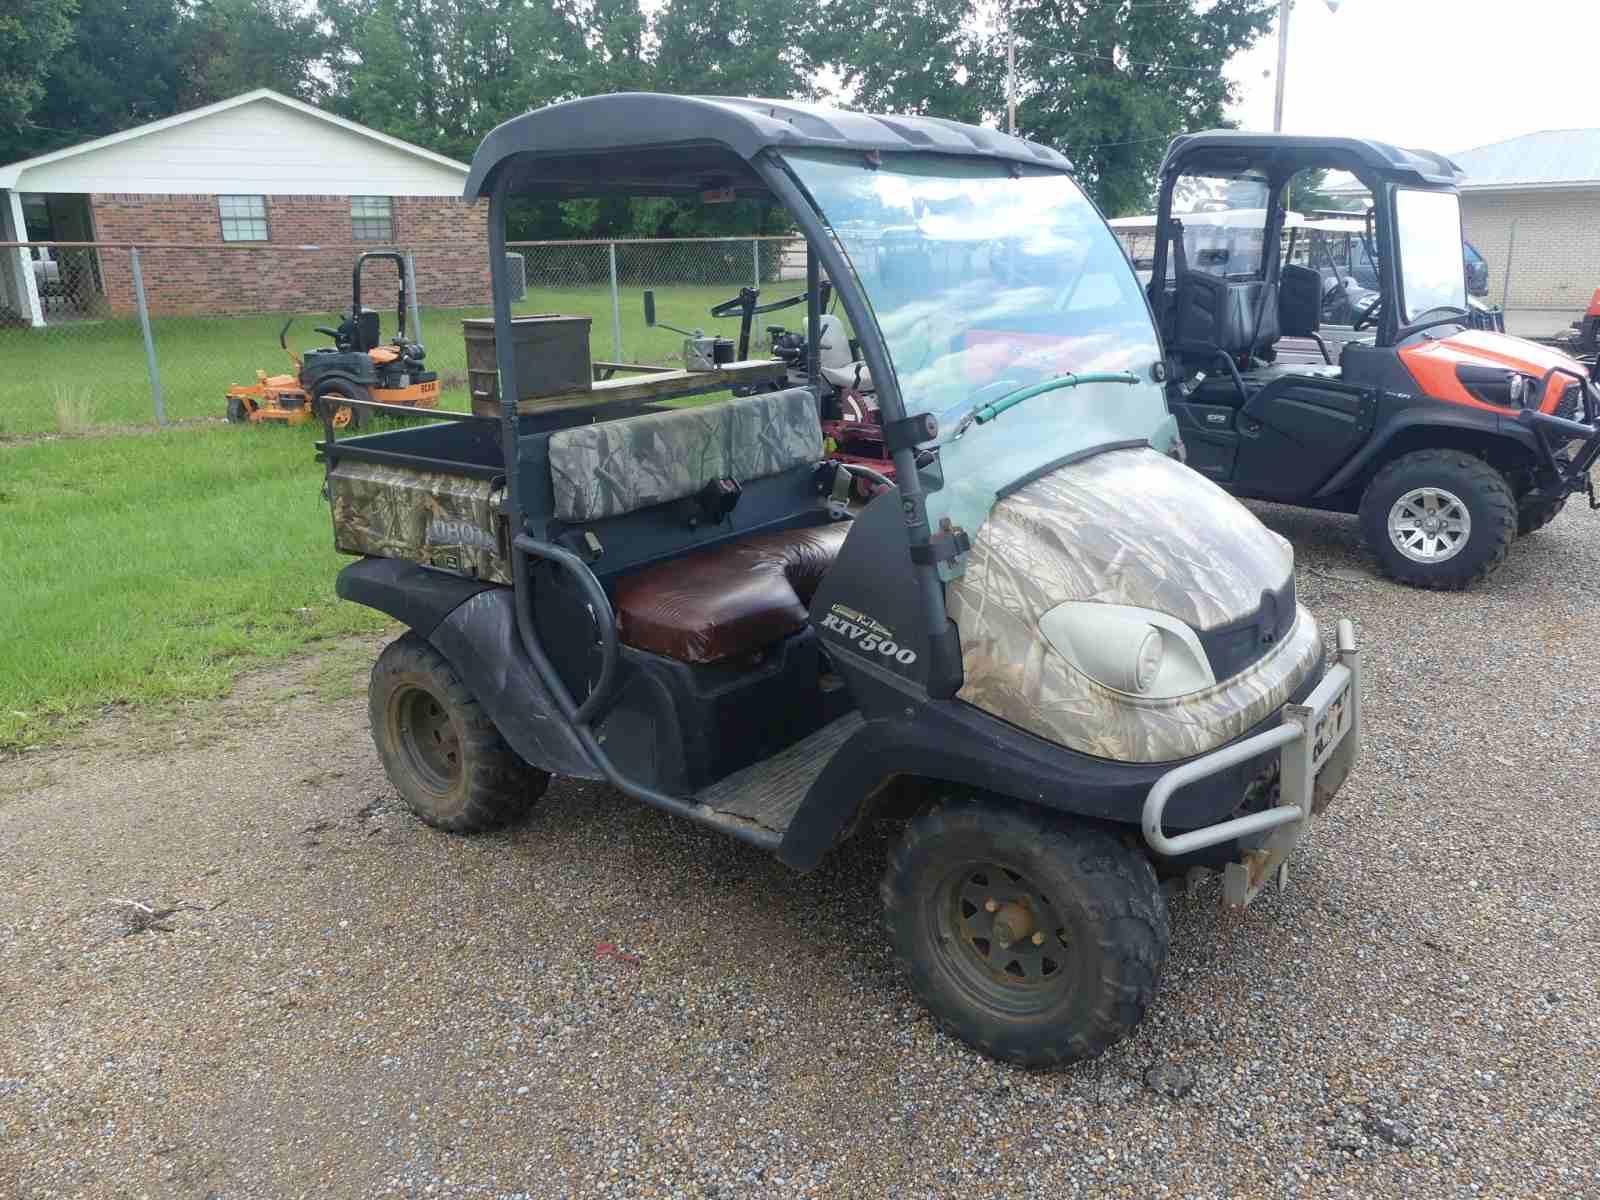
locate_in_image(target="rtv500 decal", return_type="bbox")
[818,603,918,665]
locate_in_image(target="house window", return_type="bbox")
[351,196,393,242]
[218,195,269,242]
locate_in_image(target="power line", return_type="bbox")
[1016,39,1233,72]
[1070,133,1176,151]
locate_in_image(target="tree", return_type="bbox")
[0,0,77,154]
[0,0,186,163]
[319,0,589,163]
[179,0,331,108]
[650,0,818,101]
[575,0,649,93]
[1006,0,1275,216]
[806,0,993,123]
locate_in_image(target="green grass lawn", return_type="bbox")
[0,283,768,435]
[0,422,390,750]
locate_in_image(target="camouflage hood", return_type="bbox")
[955,445,1294,632]
[947,446,1313,763]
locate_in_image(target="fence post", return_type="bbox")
[1500,220,1517,313]
[752,238,761,289]
[607,241,624,361]
[404,252,423,343]
[128,248,165,425]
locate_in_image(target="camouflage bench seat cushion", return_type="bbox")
[546,388,821,523]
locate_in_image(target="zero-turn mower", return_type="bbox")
[225,251,438,430]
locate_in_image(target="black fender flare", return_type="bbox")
[336,556,493,637]
[336,558,599,779]
[1313,406,1538,500]
[775,665,1324,872]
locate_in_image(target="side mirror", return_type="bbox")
[643,290,656,327]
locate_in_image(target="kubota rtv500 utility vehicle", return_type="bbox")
[1153,133,1600,589]
[319,96,1365,1066]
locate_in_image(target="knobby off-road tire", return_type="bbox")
[1359,449,1516,590]
[1517,496,1566,536]
[369,633,549,833]
[882,801,1169,1067]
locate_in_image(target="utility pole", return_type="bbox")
[1006,0,1017,135]
[1272,0,1292,132]
[1274,0,1339,132]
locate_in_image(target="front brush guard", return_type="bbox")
[1142,619,1362,908]
[1517,366,1600,506]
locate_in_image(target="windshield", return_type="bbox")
[785,150,1171,542]
[1168,172,1272,280]
[1395,188,1467,321]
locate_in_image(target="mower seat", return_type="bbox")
[612,524,850,664]
[820,361,873,393]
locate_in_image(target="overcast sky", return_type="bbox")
[1222,0,1596,156]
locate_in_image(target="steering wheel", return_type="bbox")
[1353,296,1383,331]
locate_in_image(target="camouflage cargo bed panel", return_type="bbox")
[328,459,512,584]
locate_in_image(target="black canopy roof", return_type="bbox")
[1160,131,1464,189]
[463,94,1071,201]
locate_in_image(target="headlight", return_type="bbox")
[1506,372,1528,407]
[1038,602,1216,699]
[1133,627,1164,692]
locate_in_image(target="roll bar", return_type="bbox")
[353,250,408,341]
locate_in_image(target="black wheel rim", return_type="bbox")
[929,860,1076,1016]
[388,684,462,796]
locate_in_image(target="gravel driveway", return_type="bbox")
[3,503,1599,1199]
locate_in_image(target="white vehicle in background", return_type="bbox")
[30,247,61,295]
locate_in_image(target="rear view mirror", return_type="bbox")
[643,290,656,327]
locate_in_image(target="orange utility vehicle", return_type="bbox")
[225,252,438,430]
[1154,133,1600,589]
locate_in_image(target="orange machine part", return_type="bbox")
[1397,329,1585,415]
[373,379,441,407]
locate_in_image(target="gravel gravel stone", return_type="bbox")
[3,500,1600,1197]
[1143,1063,1196,1100]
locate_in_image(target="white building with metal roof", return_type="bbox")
[1452,129,1600,317]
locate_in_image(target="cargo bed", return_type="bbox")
[321,414,515,583]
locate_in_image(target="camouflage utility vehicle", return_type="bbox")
[321,95,1366,1066]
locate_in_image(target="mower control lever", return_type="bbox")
[641,289,701,338]
[314,326,343,341]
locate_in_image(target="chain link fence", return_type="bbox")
[0,236,805,436]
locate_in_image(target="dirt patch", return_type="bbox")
[4,519,1600,1197]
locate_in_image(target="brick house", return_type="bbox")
[1450,130,1600,317]
[0,89,488,327]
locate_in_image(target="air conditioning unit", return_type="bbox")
[505,252,527,301]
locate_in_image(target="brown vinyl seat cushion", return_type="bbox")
[612,523,850,664]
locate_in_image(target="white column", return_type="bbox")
[3,188,45,327]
